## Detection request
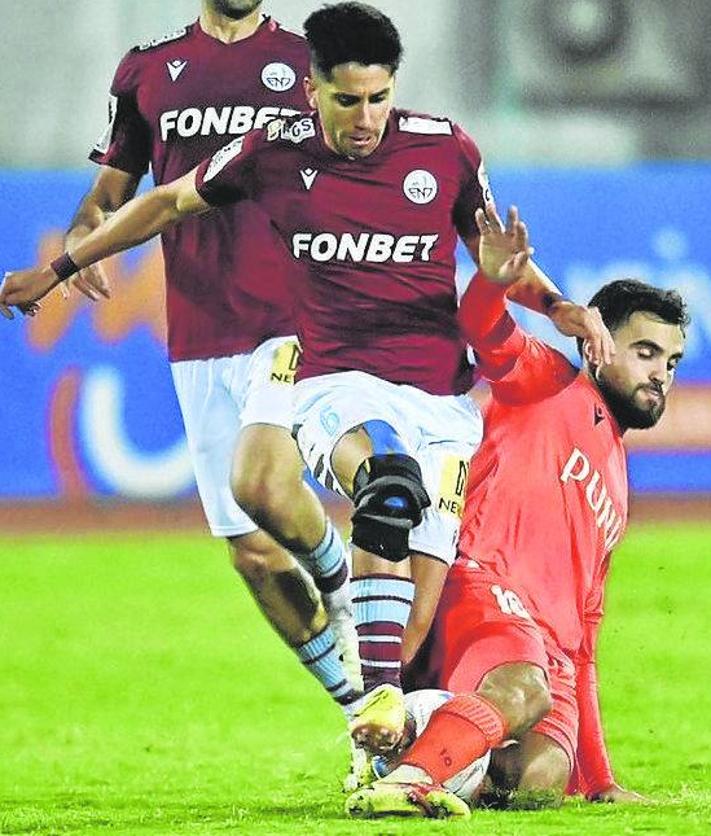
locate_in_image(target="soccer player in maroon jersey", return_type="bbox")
[345,204,687,818]
[0,1,614,766]
[6,1,364,718]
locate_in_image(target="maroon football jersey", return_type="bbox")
[195,109,489,395]
[90,17,309,361]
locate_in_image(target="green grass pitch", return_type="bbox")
[1,523,709,834]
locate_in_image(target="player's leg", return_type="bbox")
[480,654,577,808]
[170,354,360,710]
[228,528,324,647]
[347,402,482,751]
[483,731,570,808]
[232,423,326,551]
[228,529,360,709]
[293,374,459,751]
[402,554,450,666]
[331,423,424,751]
[348,566,553,812]
[384,659,550,783]
[338,389,480,753]
[228,338,359,687]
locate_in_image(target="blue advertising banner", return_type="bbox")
[1,166,709,499]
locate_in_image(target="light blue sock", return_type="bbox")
[295,625,358,706]
[297,520,349,594]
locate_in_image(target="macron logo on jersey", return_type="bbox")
[560,447,623,551]
[292,232,439,264]
[159,105,300,141]
[166,59,188,81]
[300,168,319,190]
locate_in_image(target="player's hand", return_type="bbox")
[59,263,111,302]
[476,203,532,286]
[588,783,649,804]
[0,268,57,319]
[547,301,616,367]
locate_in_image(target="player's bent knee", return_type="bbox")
[479,663,552,736]
[230,461,291,521]
[351,453,431,562]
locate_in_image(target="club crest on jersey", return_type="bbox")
[203,137,244,182]
[166,59,188,82]
[403,169,438,205]
[261,62,297,92]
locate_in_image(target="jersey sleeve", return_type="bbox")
[458,272,577,404]
[89,50,150,177]
[194,129,263,207]
[452,124,492,242]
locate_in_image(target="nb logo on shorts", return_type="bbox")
[319,407,341,436]
[437,456,469,518]
[270,341,301,384]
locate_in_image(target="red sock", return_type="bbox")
[400,694,508,785]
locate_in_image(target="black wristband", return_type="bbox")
[50,252,80,282]
[543,293,570,311]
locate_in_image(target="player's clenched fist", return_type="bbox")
[475,203,532,286]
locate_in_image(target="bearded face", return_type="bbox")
[592,311,684,431]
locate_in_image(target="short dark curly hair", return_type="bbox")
[576,278,690,355]
[304,2,403,80]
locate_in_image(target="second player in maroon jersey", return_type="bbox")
[25,2,365,737]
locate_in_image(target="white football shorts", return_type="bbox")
[171,336,300,537]
[292,370,483,565]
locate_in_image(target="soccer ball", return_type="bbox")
[372,688,491,802]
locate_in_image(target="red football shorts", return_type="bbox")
[425,559,578,768]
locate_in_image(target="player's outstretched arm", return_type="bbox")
[468,204,615,366]
[63,166,142,302]
[0,168,209,317]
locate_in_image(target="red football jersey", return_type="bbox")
[90,17,310,361]
[457,279,629,658]
[195,109,489,395]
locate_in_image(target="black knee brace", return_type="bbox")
[351,453,431,562]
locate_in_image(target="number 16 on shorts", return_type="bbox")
[490,585,532,621]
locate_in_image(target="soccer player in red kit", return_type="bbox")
[13,1,364,717]
[0,2,613,763]
[346,205,688,818]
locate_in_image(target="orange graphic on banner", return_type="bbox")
[47,368,87,498]
[26,231,166,351]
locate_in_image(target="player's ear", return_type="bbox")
[304,76,318,109]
